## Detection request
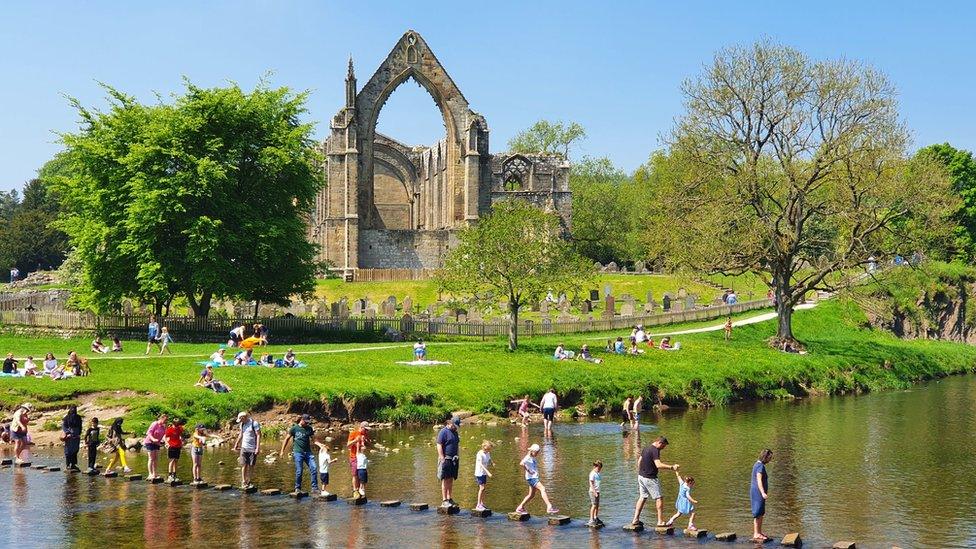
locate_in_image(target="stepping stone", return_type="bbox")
[103,471,118,478]
[32,464,47,470]
[470,508,492,518]
[437,505,460,515]
[782,532,802,547]
[715,532,737,541]
[346,496,368,506]
[685,529,708,539]
[126,474,143,481]
[587,521,604,529]
[17,462,32,468]
[409,503,428,511]
[190,481,209,489]
[289,491,308,499]
[623,523,645,532]
[655,526,675,535]
[243,486,258,494]
[314,493,338,502]
[547,515,571,526]
[260,489,281,496]
[46,467,61,472]
[147,477,163,484]
[167,479,182,487]
[380,500,401,507]
[507,511,530,522]
[87,469,101,476]
[213,484,233,491]
[833,543,856,549]
[0,459,12,466]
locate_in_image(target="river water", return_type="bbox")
[2,375,975,548]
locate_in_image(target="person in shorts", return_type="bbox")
[143,413,167,480]
[346,422,369,496]
[314,439,337,497]
[631,436,679,527]
[164,418,185,482]
[355,440,368,497]
[232,411,261,489]
[514,443,558,515]
[588,460,603,527]
[436,417,461,507]
[145,316,160,355]
[473,440,494,511]
[540,388,558,437]
[191,424,208,483]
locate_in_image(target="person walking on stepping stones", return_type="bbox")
[143,413,167,481]
[473,440,494,511]
[61,405,83,472]
[436,417,461,507]
[84,417,100,473]
[314,439,338,497]
[751,448,774,542]
[232,411,261,489]
[191,424,208,483]
[164,418,186,482]
[104,418,131,473]
[514,443,559,515]
[280,414,317,494]
[346,422,369,496]
[10,403,33,464]
[630,436,680,528]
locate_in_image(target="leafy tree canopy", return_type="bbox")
[569,156,648,266]
[508,120,586,159]
[439,199,593,350]
[54,79,324,316]
[914,143,976,261]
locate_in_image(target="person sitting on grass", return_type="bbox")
[3,352,18,374]
[23,355,39,377]
[43,352,63,379]
[259,353,273,367]
[628,341,645,355]
[413,339,427,361]
[195,364,231,393]
[553,344,572,360]
[614,337,626,354]
[209,348,226,366]
[659,337,680,351]
[283,349,297,367]
[605,339,614,353]
[234,348,254,366]
[65,351,87,376]
[577,345,603,364]
[111,336,123,352]
[91,336,109,354]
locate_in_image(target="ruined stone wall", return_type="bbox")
[359,229,458,269]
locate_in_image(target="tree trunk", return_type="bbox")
[508,299,519,351]
[187,291,213,318]
[253,300,260,319]
[773,269,796,345]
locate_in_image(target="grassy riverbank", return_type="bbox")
[2,300,974,430]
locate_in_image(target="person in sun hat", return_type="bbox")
[232,411,261,489]
[514,443,559,515]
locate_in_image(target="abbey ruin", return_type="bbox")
[307,31,572,277]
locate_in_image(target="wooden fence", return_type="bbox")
[0,299,774,342]
[352,269,439,282]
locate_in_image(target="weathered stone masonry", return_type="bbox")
[308,31,571,275]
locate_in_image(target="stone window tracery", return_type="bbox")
[502,156,530,191]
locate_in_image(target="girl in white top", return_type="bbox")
[314,440,338,496]
[473,440,494,511]
[158,327,173,355]
[355,444,368,497]
[515,443,558,515]
[588,460,603,526]
[209,349,226,366]
[23,356,38,376]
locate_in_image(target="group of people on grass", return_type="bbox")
[2,351,88,379]
[207,347,298,368]
[228,322,269,349]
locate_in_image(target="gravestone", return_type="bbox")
[602,295,616,319]
[467,309,482,323]
[677,287,687,298]
[643,302,654,314]
[381,296,396,317]
[402,296,413,314]
[365,305,377,319]
[645,290,654,305]
[122,300,133,316]
[315,300,329,319]
[685,296,696,310]
[400,313,414,333]
[557,311,574,323]
[540,300,549,315]
[672,299,684,312]
[603,284,612,297]
[558,293,567,306]
[337,298,350,320]
[558,299,570,313]
[581,300,592,314]
[605,261,618,272]
[662,294,672,311]
[352,299,365,316]
[457,313,467,323]
[589,289,600,301]
[620,302,635,317]
[541,317,552,330]
[593,261,603,271]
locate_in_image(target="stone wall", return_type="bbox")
[359,229,457,269]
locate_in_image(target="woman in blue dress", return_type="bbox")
[751,448,773,542]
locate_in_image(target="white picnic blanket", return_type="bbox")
[395,360,451,366]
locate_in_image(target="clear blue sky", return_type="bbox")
[1,1,974,192]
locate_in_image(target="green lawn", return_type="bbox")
[3,300,973,431]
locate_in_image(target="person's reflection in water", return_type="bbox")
[238,493,257,547]
[438,512,461,548]
[622,427,641,462]
[541,438,556,485]
[471,518,488,549]
[189,486,202,544]
[165,485,181,543]
[518,425,529,456]
[142,484,158,545]
[345,505,365,547]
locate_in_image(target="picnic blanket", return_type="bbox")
[197,360,307,368]
[395,360,451,366]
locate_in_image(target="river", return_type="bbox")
[2,375,974,548]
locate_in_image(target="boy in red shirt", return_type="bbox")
[164,418,186,482]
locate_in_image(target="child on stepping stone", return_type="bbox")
[355,439,368,497]
[515,443,558,515]
[314,439,337,497]
[84,417,100,472]
[164,418,185,482]
[191,424,208,483]
[667,468,699,530]
[588,460,603,527]
[473,440,494,511]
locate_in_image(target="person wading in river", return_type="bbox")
[436,417,461,507]
[630,436,680,528]
[232,411,261,489]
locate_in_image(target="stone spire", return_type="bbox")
[345,56,357,108]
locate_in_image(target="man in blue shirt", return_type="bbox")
[436,417,461,507]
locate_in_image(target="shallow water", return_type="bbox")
[2,375,975,548]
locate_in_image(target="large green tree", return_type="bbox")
[439,200,592,350]
[648,40,955,346]
[914,143,976,261]
[508,120,586,159]
[54,81,323,316]
[569,157,647,265]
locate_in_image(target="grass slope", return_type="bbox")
[2,300,973,431]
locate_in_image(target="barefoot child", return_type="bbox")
[473,440,494,511]
[588,460,603,527]
[514,443,559,515]
[355,440,368,497]
[667,469,699,530]
[191,424,208,483]
[314,440,337,497]
[724,316,733,341]
[510,395,537,426]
